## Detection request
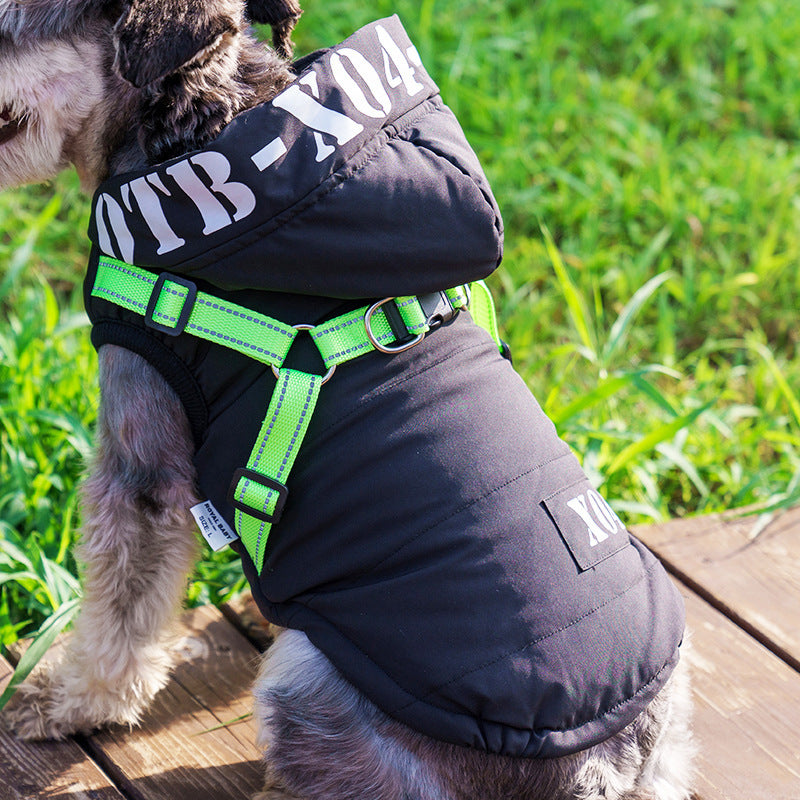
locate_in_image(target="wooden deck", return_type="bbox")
[2,507,800,799]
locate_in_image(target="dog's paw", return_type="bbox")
[3,671,79,741]
[3,664,151,741]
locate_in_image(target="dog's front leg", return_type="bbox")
[6,345,199,740]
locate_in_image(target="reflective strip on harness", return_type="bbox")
[92,257,296,366]
[229,368,323,570]
[90,256,498,574]
[468,280,501,352]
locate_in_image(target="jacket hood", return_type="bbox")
[87,15,503,299]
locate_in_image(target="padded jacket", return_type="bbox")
[84,15,685,759]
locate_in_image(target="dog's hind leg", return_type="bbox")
[5,345,199,740]
[252,629,453,800]
[632,648,695,800]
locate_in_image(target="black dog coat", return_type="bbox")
[84,16,685,759]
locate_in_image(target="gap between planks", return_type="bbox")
[633,505,800,674]
[3,508,800,799]
[2,606,272,800]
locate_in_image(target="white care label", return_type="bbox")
[190,501,239,551]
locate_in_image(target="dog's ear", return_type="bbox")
[245,0,301,58]
[111,0,240,88]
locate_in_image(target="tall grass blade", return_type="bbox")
[750,341,800,430]
[192,712,253,735]
[540,223,595,358]
[550,374,632,426]
[0,598,80,711]
[633,226,673,274]
[656,443,710,497]
[606,402,713,476]
[0,196,62,302]
[0,537,34,572]
[601,271,674,366]
[548,367,672,425]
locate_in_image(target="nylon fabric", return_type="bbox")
[93,257,295,366]
[91,256,473,570]
[92,257,465,372]
[469,280,502,351]
[83,15,686,761]
[86,16,503,299]
[234,368,322,570]
[312,305,395,366]
[312,298,425,367]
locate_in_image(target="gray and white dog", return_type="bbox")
[0,1,695,798]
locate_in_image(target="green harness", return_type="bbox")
[91,256,501,573]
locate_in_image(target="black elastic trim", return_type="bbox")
[90,320,209,448]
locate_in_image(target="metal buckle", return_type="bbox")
[144,272,197,336]
[270,324,336,385]
[227,467,288,524]
[364,298,425,354]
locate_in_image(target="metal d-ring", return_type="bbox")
[271,323,336,385]
[364,298,425,354]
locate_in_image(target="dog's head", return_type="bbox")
[0,0,300,190]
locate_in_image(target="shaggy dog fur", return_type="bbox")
[0,2,695,798]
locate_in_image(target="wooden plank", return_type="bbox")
[221,591,277,652]
[5,606,268,800]
[6,587,799,800]
[81,605,267,800]
[220,587,800,800]
[634,506,800,671]
[682,584,800,800]
[0,654,125,800]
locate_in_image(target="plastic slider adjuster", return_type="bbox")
[144,272,197,336]
[364,297,425,354]
[418,291,459,328]
[227,467,288,525]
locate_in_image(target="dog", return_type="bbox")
[0,2,695,798]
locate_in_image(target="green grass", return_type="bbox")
[2,0,800,649]
[0,228,91,647]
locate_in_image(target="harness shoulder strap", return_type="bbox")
[90,257,504,573]
[229,368,323,570]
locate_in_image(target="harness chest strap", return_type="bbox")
[90,256,502,573]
